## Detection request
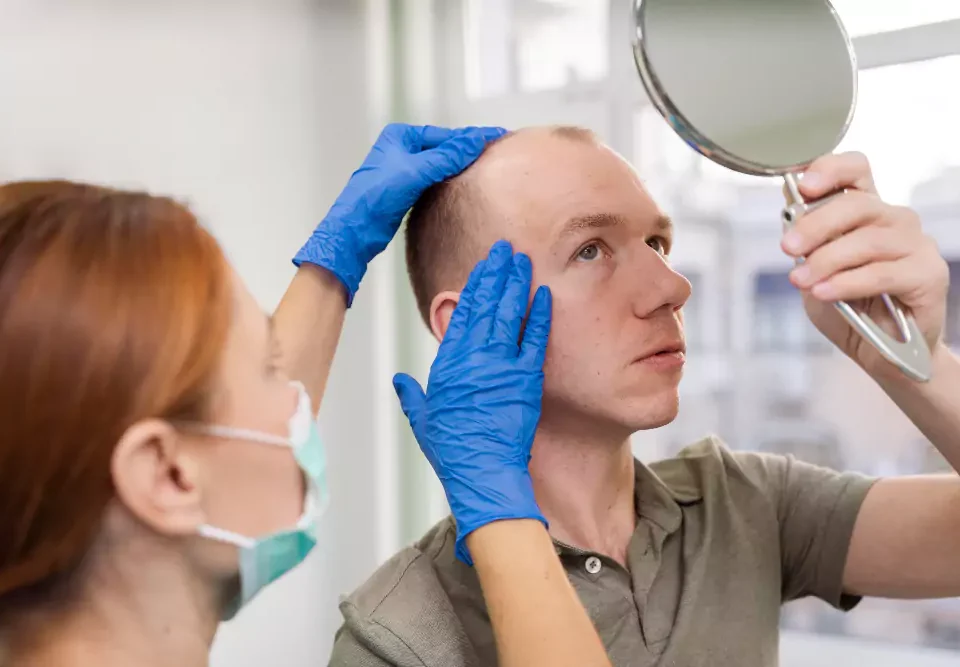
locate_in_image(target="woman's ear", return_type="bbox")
[111,419,206,536]
[428,290,461,343]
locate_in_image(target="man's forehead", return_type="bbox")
[475,130,614,188]
[471,131,663,237]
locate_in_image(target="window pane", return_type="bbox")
[635,55,960,653]
[464,0,608,99]
[839,55,960,204]
[635,56,960,207]
[831,0,960,37]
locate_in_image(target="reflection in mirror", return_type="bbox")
[634,0,856,174]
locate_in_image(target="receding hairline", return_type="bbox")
[404,124,604,327]
[482,124,600,155]
[446,123,604,242]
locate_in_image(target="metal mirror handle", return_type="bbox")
[781,174,932,382]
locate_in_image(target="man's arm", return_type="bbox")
[842,344,960,598]
[273,265,347,414]
[778,152,960,600]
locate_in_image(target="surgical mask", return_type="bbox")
[191,381,328,619]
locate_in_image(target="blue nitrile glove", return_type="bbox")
[293,123,507,305]
[392,240,552,565]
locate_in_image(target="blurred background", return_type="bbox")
[1,1,958,665]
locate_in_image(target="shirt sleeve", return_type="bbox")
[328,625,403,667]
[735,450,878,610]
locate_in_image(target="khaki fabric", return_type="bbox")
[328,436,877,667]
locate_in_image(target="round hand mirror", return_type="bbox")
[632,0,931,382]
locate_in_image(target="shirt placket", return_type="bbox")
[556,539,653,652]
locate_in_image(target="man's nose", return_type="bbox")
[630,253,692,319]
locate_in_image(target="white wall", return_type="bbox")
[0,1,389,664]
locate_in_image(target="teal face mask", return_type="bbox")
[192,381,328,620]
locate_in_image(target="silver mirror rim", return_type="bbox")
[631,0,861,177]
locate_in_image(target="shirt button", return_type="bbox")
[585,556,602,575]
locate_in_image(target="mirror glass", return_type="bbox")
[635,0,857,174]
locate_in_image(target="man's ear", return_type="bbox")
[428,290,461,343]
[111,419,207,537]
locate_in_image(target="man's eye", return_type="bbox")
[648,237,668,255]
[576,243,602,262]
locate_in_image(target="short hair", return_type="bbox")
[404,125,598,327]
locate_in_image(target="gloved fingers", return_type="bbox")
[416,125,461,149]
[439,258,486,350]
[376,122,411,146]
[418,125,503,149]
[376,123,450,151]
[519,285,552,369]
[489,253,533,355]
[466,240,514,347]
[416,127,506,185]
[392,373,427,436]
[391,124,506,152]
[469,126,509,142]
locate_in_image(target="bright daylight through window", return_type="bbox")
[464,0,609,98]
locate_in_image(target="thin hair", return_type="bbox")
[404,125,598,327]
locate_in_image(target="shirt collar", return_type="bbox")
[633,457,703,534]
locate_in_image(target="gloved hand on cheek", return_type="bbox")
[392,240,551,565]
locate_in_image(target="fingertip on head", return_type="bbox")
[488,239,513,260]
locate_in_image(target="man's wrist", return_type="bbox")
[870,339,953,393]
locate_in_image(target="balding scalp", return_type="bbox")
[404,125,599,327]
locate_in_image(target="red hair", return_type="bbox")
[0,181,232,611]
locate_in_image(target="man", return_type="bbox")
[328,126,960,666]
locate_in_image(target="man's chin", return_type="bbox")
[621,392,681,432]
[539,387,680,438]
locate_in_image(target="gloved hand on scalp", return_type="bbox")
[294,123,506,305]
[392,240,551,565]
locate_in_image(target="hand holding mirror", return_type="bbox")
[631,0,932,382]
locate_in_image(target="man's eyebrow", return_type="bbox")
[556,212,624,240]
[554,212,673,243]
[654,214,674,235]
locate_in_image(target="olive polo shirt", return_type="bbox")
[328,437,877,667]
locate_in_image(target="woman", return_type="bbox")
[0,125,609,667]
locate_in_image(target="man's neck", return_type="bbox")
[529,422,637,567]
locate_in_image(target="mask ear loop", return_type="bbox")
[197,524,257,549]
[184,423,305,543]
[185,424,293,449]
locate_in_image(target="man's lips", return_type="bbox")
[632,341,687,368]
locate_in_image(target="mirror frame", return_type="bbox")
[631,0,861,176]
